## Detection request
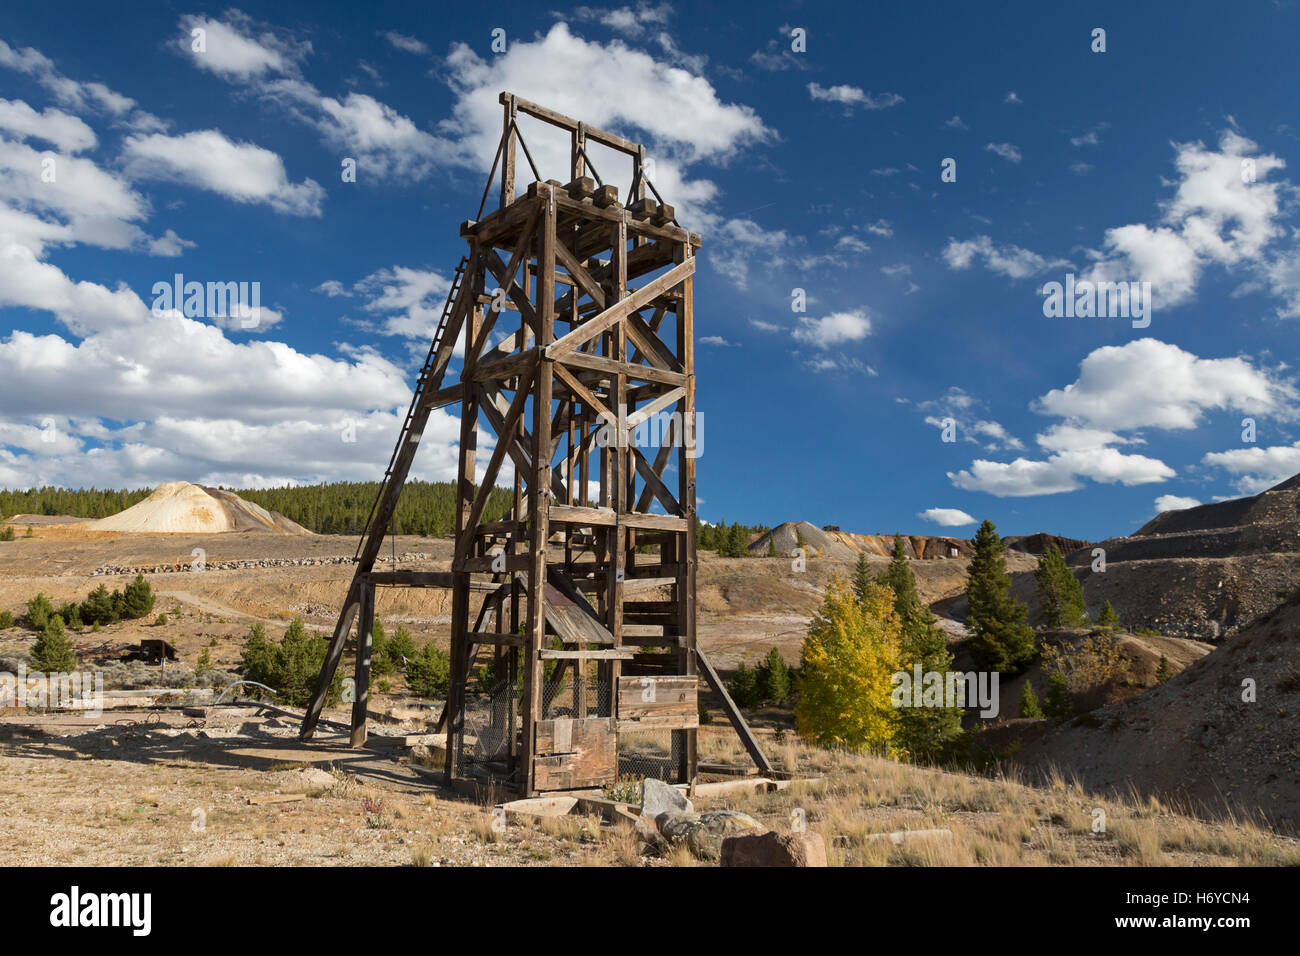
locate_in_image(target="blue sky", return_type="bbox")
[2,1,1300,541]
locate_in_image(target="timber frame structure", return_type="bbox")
[300,93,770,797]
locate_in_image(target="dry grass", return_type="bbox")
[688,728,1300,867]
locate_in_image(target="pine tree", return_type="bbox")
[766,536,777,558]
[1155,655,1172,684]
[1098,600,1120,630]
[369,618,394,677]
[852,553,873,604]
[756,648,790,705]
[121,573,155,619]
[877,535,963,761]
[32,614,77,673]
[388,626,417,668]
[727,523,748,558]
[1043,671,1072,720]
[1019,680,1044,718]
[239,617,340,706]
[965,520,1036,674]
[1034,543,1089,628]
[796,576,902,753]
[407,643,451,698]
[26,593,54,630]
[80,584,118,626]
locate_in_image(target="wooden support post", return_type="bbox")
[677,242,698,782]
[521,189,556,796]
[571,122,586,182]
[446,249,483,779]
[349,580,375,747]
[609,213,629,718]
[500,94,517,210]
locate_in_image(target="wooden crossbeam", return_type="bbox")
[545,257,696,360]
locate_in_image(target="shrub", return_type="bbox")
[0,610,13,629]
[155,614,168,626]
[1041,632,1131,711]
[0,525,14,541]
[756,648,791,705]
[1019,680,1044,718]
[727,661,760,709]
[26,593,54,630]
[57,602,83,629]
[32,615,77,673]
[406,644,450,699]
[239,618,340,706]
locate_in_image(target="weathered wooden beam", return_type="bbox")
[545,257,696,360]
[696,648,771,773]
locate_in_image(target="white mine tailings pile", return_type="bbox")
[88,482,311,535]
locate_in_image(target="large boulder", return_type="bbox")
[640,777,692,823]
[721,830,828,867]
[658,809,763,860]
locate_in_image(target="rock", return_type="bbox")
[721,830,828,867]
[634,815,668,855]
[658,809,763,861]
[640,777,691,822]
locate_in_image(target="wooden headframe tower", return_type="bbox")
[300,93,769,796]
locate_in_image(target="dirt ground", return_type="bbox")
[0,709,1294,867]
[0,528,1030,677]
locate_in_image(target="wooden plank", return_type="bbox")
[617,715,698,732]
[617,675,697,721]
[469,632,527,647]
[556,349,687,387]
[546,503,687,532]
[248,793,307,806]
[533,717,616,790]
[542,566,614,645]
[540,648,634,660]
[362,571,496,592]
